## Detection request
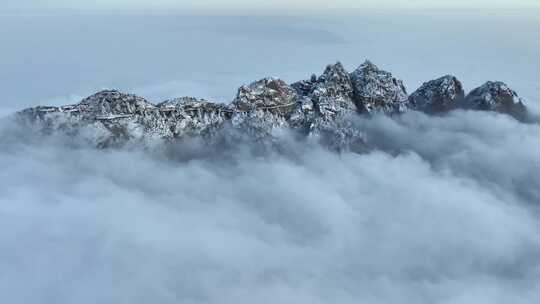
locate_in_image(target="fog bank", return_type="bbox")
[1,109,540,303]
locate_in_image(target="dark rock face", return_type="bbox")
[228,78,300,145]
[158,97,232,118]
[462,81,528,121]
[291,74,317,97]
[409,75,465,113]
[156,97,233,138]
[232,78,298,116]
[289,63,367,152]
[78,90,156,116]
[12,60,530,151]
[292,62,357,118]
[311,62,357,117]
[350,61,408,114]
[16,92,232,148]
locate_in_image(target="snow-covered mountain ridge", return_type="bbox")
[15,60,529,151]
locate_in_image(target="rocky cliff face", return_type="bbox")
[409,75,465,113]
[461,81,528,121]
[350,61,409,114]
[290,63,366,152]
[13,60,530,151]
[233,78,298,116]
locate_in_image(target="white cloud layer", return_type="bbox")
[1,110,539,303]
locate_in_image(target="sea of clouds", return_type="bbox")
[1,108,540,304]
[1,10,540,304]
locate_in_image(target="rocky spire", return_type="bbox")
[232,77,298,116]
[78,90,156,116]
[309,62,357,117]
[12,61,530,150]
[409,75,465,113]
[350,60,408,114]
[462,81,528,121]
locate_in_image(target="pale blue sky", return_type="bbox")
[3,0,539,11]
[2,11,539,113]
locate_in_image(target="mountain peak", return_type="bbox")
[409,75,465,113]
[359,60,378,71]
[14,61,529,150]
[350,60,408,114]
[463,81,527,121]
[78,89,155,115]
[232,77,298,116]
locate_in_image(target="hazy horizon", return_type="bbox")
[1,10,539,117]
[3,0,540,12]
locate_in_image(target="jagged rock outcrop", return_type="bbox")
[17,91,232,148]
[12,60,529,151]
[350,60,408,114]
[228,78,298,143]
[232,78,298,116]
[156,97,232,137]
[462,81,528,121]
[312,62,356,115]
[78,90,156,116]
[291,74,318,96]
[290,62,367,151]
[409,75,465,113]
[291,62,356,118]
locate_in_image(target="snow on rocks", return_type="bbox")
[462,81,528,121]
[409,75,465,113]
[13,60,529,151]
[350,60,409,114]
[232,78,298,116]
